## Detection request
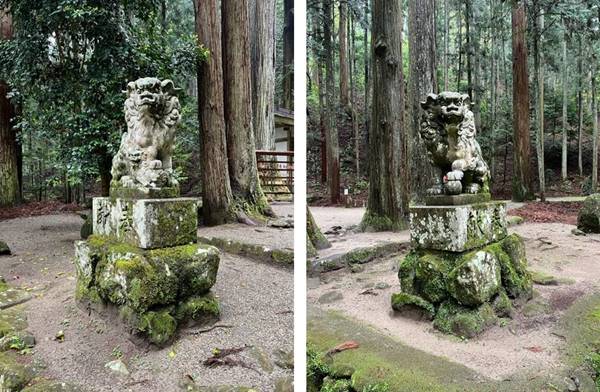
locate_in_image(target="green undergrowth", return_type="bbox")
[557,293,600,389]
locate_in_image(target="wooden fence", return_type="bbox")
[256,150,294,196]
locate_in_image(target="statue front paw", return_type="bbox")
[465,183,481,194]
[426,185,444,196]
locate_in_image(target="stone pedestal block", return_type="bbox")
[409,202,507,252]
[93,197,198,249]
[75,235,220,346]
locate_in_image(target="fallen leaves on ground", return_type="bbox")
[509,202,582,225]
[326,340,360,356]
[524,346,544,353]
[203,345,258,373]
[0,201,84,221]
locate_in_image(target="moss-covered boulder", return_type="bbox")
[391,292,435,319]
[396,234,532,337]
[433,301,497,338]
[496,234,532,299]
[0,241,10,256]
[447,250,501,306]
[0,352,36,390]
[75,235,220,346]
[577,194,600,233]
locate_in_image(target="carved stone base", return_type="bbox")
[409,201,507,252]
[93,197,198,249]
[109,185,180,199]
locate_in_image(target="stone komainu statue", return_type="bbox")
[111,77,181,190]
[419,92,490,196]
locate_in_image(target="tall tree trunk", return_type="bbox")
[282,0,294,110]
[456,0,463,91]
[561,21,568,180]
[313,12,327,184]
[578,34,584,176]
[339,1,350,110]
[99,150,112,197]
[0,9,18,207]
[534,7,545,201]
[251,0,276,151]
[222,0,272,218]
[361,0,408,231]
[323,0,340,204]
[511,0,534,201]
[194,0,235,225]
[592,71,598,192]
[489,0,497,178]
[364,0,370,165]
[408,0,437,201]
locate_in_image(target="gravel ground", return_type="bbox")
[0,214,293,391]
[308,222,600,381]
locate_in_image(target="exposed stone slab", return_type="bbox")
[198,236,293,267]
[93,197,198,249]
[410,201,507,252]
[310,242,408,274]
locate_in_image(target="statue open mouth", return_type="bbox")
[139,93,156,106]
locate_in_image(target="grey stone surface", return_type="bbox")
[111,77,181,192]
[410,201,507,252]
[93,197,198,249]
[419,92,490,196]
[577,193,600,233]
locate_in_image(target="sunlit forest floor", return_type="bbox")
[0,213,293,391]
[307,203,600,391]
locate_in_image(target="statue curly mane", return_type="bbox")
[419,92,490,196]
[111,77,181,190]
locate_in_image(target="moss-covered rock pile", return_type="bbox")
[75,235,220,346]
[393,200,532,338]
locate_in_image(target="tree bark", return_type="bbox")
[0,9,19,207]
[407,0,437,202]
[323,0,340,204]
[250,0,276,151]
[282,0,294,110]
[592,71,598,192]
[561,21,568,180]
[361,0,408,231]
[534,7,545,201]
[511,0,534,201]
[222,0,272,218]
[339,1,350,110]
[578,34,584,176]
[443,0,449,91]
[194,0,234,225]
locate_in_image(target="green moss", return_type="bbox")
[307,344,330,391]
[495,234,532,299]
[433,301,497,338]
[529,270,559,286]
[272,249,294,265]
[359,212,408,233]
[74,279,101,303]
[321,378,352,392]
[0,351,34,390]
[308,209,330,251]
[577,194,600,233]
[492,290,513,318]
[22,379,83,392]
[109,185,180,199]
[174,294,220,321]
[137,309,177,346]
[413,253,450,304]
[397,253,417,294]
[391,293,435,319]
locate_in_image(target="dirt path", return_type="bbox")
[308,222,600,383]
[0,214,293,391]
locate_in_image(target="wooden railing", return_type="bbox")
[256,150,294,196]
